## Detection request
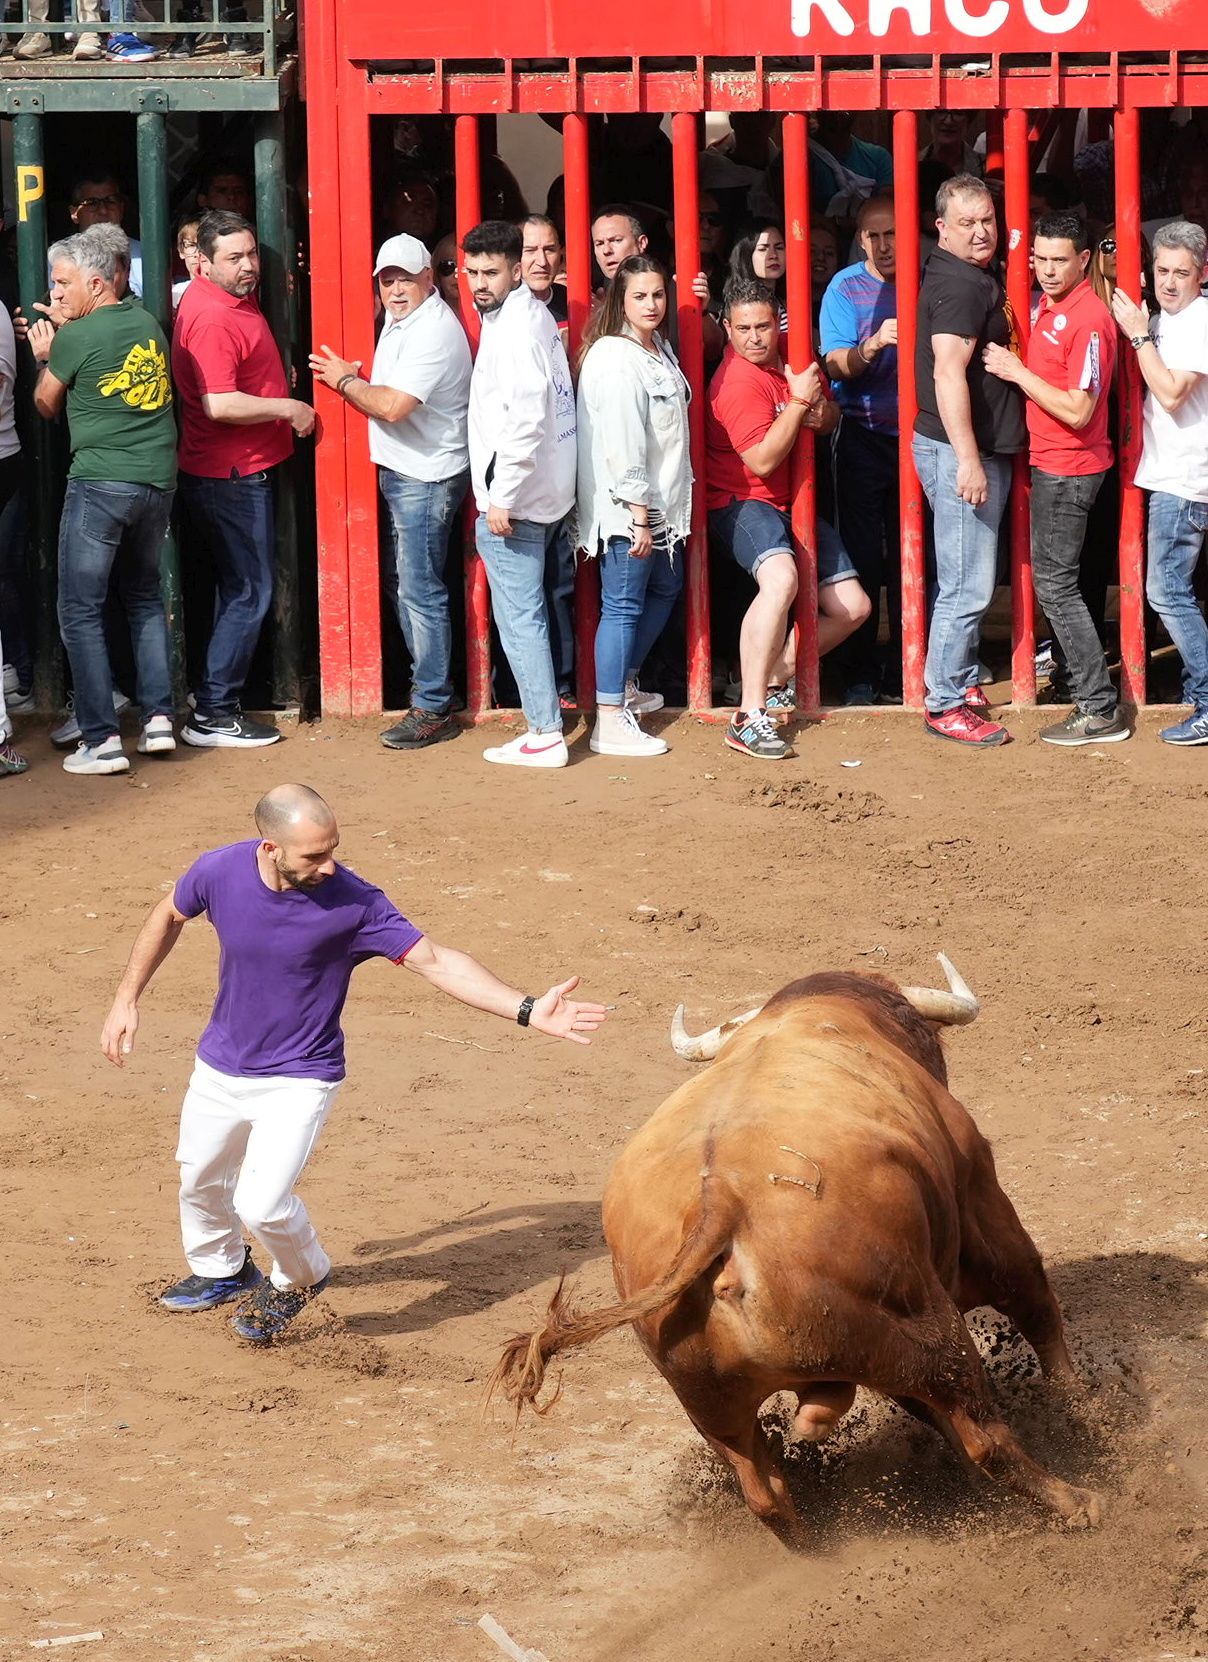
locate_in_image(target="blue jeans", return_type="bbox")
[379,467,468,714]
[179,468,275,716]
[475,514,564,733]
[912,434,1011,713]
[56,478,174,747]
[594,537,684,704]
[1146,490,1208,710]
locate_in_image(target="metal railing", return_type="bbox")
[0,0,293,76]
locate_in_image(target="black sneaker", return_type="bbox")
[725,710,792,760]
[231,1271,330,1345]
[1039,707,1130,747]
[379,708,459,750]
[181,710,283,748]
[160,1246,262,1312]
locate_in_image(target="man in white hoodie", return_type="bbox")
[465,220,577,769]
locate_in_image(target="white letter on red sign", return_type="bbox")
[791,0,857,36]
[869,0,932,33]
[943,0,1008,34]
[1020,0,1088,31]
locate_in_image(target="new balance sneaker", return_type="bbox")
[160,1246,263,1312]
[181,710,282,748]
[1159,708,1208,746]
[624,678,664,716]
[231,1271,330,1345]
[138,714,177,754]
[590,705,668,757]
[62,736,129,775]
[483,731,568,768]
[964,684,993,712]
[52,691,132,747]
[1040,707,1130,747]
[725,710,792,760]
[924,705,1010,747]
[765,681,797,715]
[106,30,157,59]
[379,708,459,750]
[0,740,29,776]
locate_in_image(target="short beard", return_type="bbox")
[276,856,321,891]
[473,293,505,315]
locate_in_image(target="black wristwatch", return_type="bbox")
[516,994,536,1027]
[1130,333,1150,351]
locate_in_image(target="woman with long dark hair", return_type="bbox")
[576,256,691,757]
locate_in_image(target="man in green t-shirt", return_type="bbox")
[30,225,177,776]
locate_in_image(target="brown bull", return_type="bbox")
[490,957,1103,1539]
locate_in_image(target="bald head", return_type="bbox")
[255,784,337,840]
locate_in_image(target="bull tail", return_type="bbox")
[487,1176,741,1416]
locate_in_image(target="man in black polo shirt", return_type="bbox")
[912,173,1025,746]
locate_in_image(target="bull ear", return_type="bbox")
[670,1003,764,1061]
[899,953,979,1026]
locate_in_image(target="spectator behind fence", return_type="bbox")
[173,216,202,313]
[920,112,983,180]
[730,221,788,335]
[15,0,153,60]
[983,213,1126,747]
[913,173,1025,748]
[706,276,868,762]
[57,171,143,297]
[592,206,648,292]
[1111,220,1208,746]
[521,215,569,327]
[810,114,893,224]
[576,256,690,760]
[196,160,253,219]
[29,228,176,776]
[173,209,315,749]
[465,220,577,770]
[821,191,902,706]
[0,297,24,776]
[310,233,472,754]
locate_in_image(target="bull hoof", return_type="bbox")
[1060,1485,1107,1528]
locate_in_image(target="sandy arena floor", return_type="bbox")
[2,704,1206,1662]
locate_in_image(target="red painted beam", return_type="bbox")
[893,109,926,710]
[782,112,820,716]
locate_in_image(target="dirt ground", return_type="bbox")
[2,703,1207,1662]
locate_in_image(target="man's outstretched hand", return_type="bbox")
[528,976,610,1045]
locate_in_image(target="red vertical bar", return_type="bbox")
[336,73,382,719]
[893,110,926,709]
[304,0,350,716]
[1004,107,1036,704]
[672,113,712,713]
[564,113,598,712]
[782,112,820,715]
[455,116,491,719]
[1114,108,1146,707]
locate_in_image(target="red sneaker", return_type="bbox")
[964,685,992,711]
[924,705,1011,746]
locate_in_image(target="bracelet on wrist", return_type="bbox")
[857,337,876,363]
[335,372,357,396]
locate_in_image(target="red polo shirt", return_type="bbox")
[1026,279,1116,476]
[172,276,292,478]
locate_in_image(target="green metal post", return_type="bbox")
[254,109,302,709]
[13,105,62,716]
[135,105,185,706]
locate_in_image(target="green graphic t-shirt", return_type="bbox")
[48,299,177,491]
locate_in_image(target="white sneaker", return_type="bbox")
[138,714,176,754]
[591,705,668,757]
[2,664,18,695]
[73,31,104,57]
[52,691,132,747]
[63,736,129,775]
[624,678,664,715]
[483,731,568,769]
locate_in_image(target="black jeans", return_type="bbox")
[178,468,275,716]
[834,417,901,693]
[1030,467,1115,715]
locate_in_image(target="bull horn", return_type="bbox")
[899,952,980,1026]
[670,1002,764,1062]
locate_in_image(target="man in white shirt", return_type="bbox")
[1112,219,1208,746]
[465,220,577,769]
[311,233,472,751]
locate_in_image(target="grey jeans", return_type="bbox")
[1030,467,1115,716]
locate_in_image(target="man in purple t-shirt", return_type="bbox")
[99,783,607,1345]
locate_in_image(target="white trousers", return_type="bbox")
[175,1056,341,1291]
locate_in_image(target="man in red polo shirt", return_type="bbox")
[983,212,1127,746]
[172,210,314,748]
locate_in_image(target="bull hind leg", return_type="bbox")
[677,1386,802,1544]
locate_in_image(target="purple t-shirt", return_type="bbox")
[173,840,423,1081]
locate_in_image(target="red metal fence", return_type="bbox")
[303,5,1208,717]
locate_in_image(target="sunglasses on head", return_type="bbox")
[436,259,458,276]
[1098,237,1117,254]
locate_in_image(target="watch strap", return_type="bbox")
[517,994,536,1028]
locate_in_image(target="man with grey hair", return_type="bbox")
[1112,219,1208,744]
[913,173,1025,747]
[28,227,177,775]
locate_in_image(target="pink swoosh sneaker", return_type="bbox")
[483,731,569,769]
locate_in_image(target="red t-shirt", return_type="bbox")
[172,276,292,478]
[1026,280,1116,476]
[705,348,792,512]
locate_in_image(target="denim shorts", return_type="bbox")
[709,496,858,588]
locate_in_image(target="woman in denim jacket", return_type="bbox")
[576,257,692,757]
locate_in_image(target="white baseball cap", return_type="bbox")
[373,233,432,276]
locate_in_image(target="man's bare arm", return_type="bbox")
[100,890,191,1067]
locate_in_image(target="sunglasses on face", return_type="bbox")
[1098,238,1117,254]
[436,259,458,276]
[699,212,725,228]
[76,195,123,211]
